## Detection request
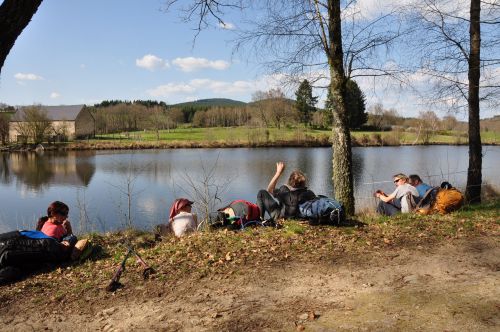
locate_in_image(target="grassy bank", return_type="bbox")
[88,127,499,147]
[1,127,498,151]
[1,200,498,311]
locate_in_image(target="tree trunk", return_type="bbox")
[328,0,355,215]
[0,0,43,75]
[466,0,482,204]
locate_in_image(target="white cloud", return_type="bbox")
[147,76,284,100]
[80,64,86,69]
[147,83,196,97]
[190,78,255,94]
[184,96,198,102]
[14,73,43,81]
[136,54,169,71]
[50,92,61,99]
[172,57,230,72]
[218,21,235,30]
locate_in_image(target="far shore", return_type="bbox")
[1,126,498,152]
[1,139,498,152]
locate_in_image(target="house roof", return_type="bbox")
[10,105,85,122]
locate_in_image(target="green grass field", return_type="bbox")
[94,127,332,144]
[90,126,498,146]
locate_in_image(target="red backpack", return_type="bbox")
[217,200,261,227]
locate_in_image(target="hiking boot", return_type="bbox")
[329,210,340,225]
[261,219,275,227]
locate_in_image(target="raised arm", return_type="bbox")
[267,162,285,193]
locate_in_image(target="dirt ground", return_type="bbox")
[1,235,498,331]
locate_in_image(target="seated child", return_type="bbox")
[36,201,77,249]
[169,198,198,237]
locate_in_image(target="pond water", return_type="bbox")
[0,146,498,234]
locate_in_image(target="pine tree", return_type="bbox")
[295,79,318,126]
[324,79,367,129]
[345,79,367,129]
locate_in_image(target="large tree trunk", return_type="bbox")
[466,0,482,204]
[0,0,43,75]
[328,0,355,215]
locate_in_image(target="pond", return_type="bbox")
[0,146,498,234]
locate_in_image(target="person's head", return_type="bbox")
[392,173,408,186]
[408,174,422,186]
[288,170,307,188]
[169,198,194,220]
[47,201,69,221]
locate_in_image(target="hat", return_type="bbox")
[169,198,194,220]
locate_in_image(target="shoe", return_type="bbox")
[329,210,339,225]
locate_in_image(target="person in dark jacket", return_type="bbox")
[256,161,316,222]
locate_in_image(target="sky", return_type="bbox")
[0,0,497,120]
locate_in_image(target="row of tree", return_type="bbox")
[0,95,470,145]
[88,78,368,133]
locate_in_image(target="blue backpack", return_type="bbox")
[299,195,345,225]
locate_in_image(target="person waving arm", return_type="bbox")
[267,161,285,193]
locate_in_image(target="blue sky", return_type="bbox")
[0,0,497,120]
[0,0,271,106]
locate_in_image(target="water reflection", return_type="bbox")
[3,151,96,190]
[0,154,11,185]
[0,146,498,233]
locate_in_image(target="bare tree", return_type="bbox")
[0,113,9,144]
[252,88,296,129]
[14,106,52,144]
[107,158,147,228]
[165,0,407,214]
[405,0,500,203]
[418,110,440,143]
[149,106,169,140]
[441,114,459,131]
[175,154,233,230]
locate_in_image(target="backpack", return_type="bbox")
[401,192,419,213]
[432,187,464,214]
[275,186,316,218]
[415,187,439,214]
[299,195,345,225]
[215,200,261,229]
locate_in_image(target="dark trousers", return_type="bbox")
[376,198,401,216]
[256,190,281,221]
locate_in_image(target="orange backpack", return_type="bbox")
[431,188,464,214]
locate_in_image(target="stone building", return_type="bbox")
[9,105,95,142]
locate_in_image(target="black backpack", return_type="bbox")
[275,186,316,218]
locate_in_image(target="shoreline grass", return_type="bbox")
[1,127,498,151]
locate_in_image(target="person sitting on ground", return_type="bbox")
[36,201,77,250]
[168,198,198,237]
[408,174,432,198]
[375,173,419,216]
[256,161,316,222]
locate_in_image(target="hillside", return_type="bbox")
[172,98,247,108]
